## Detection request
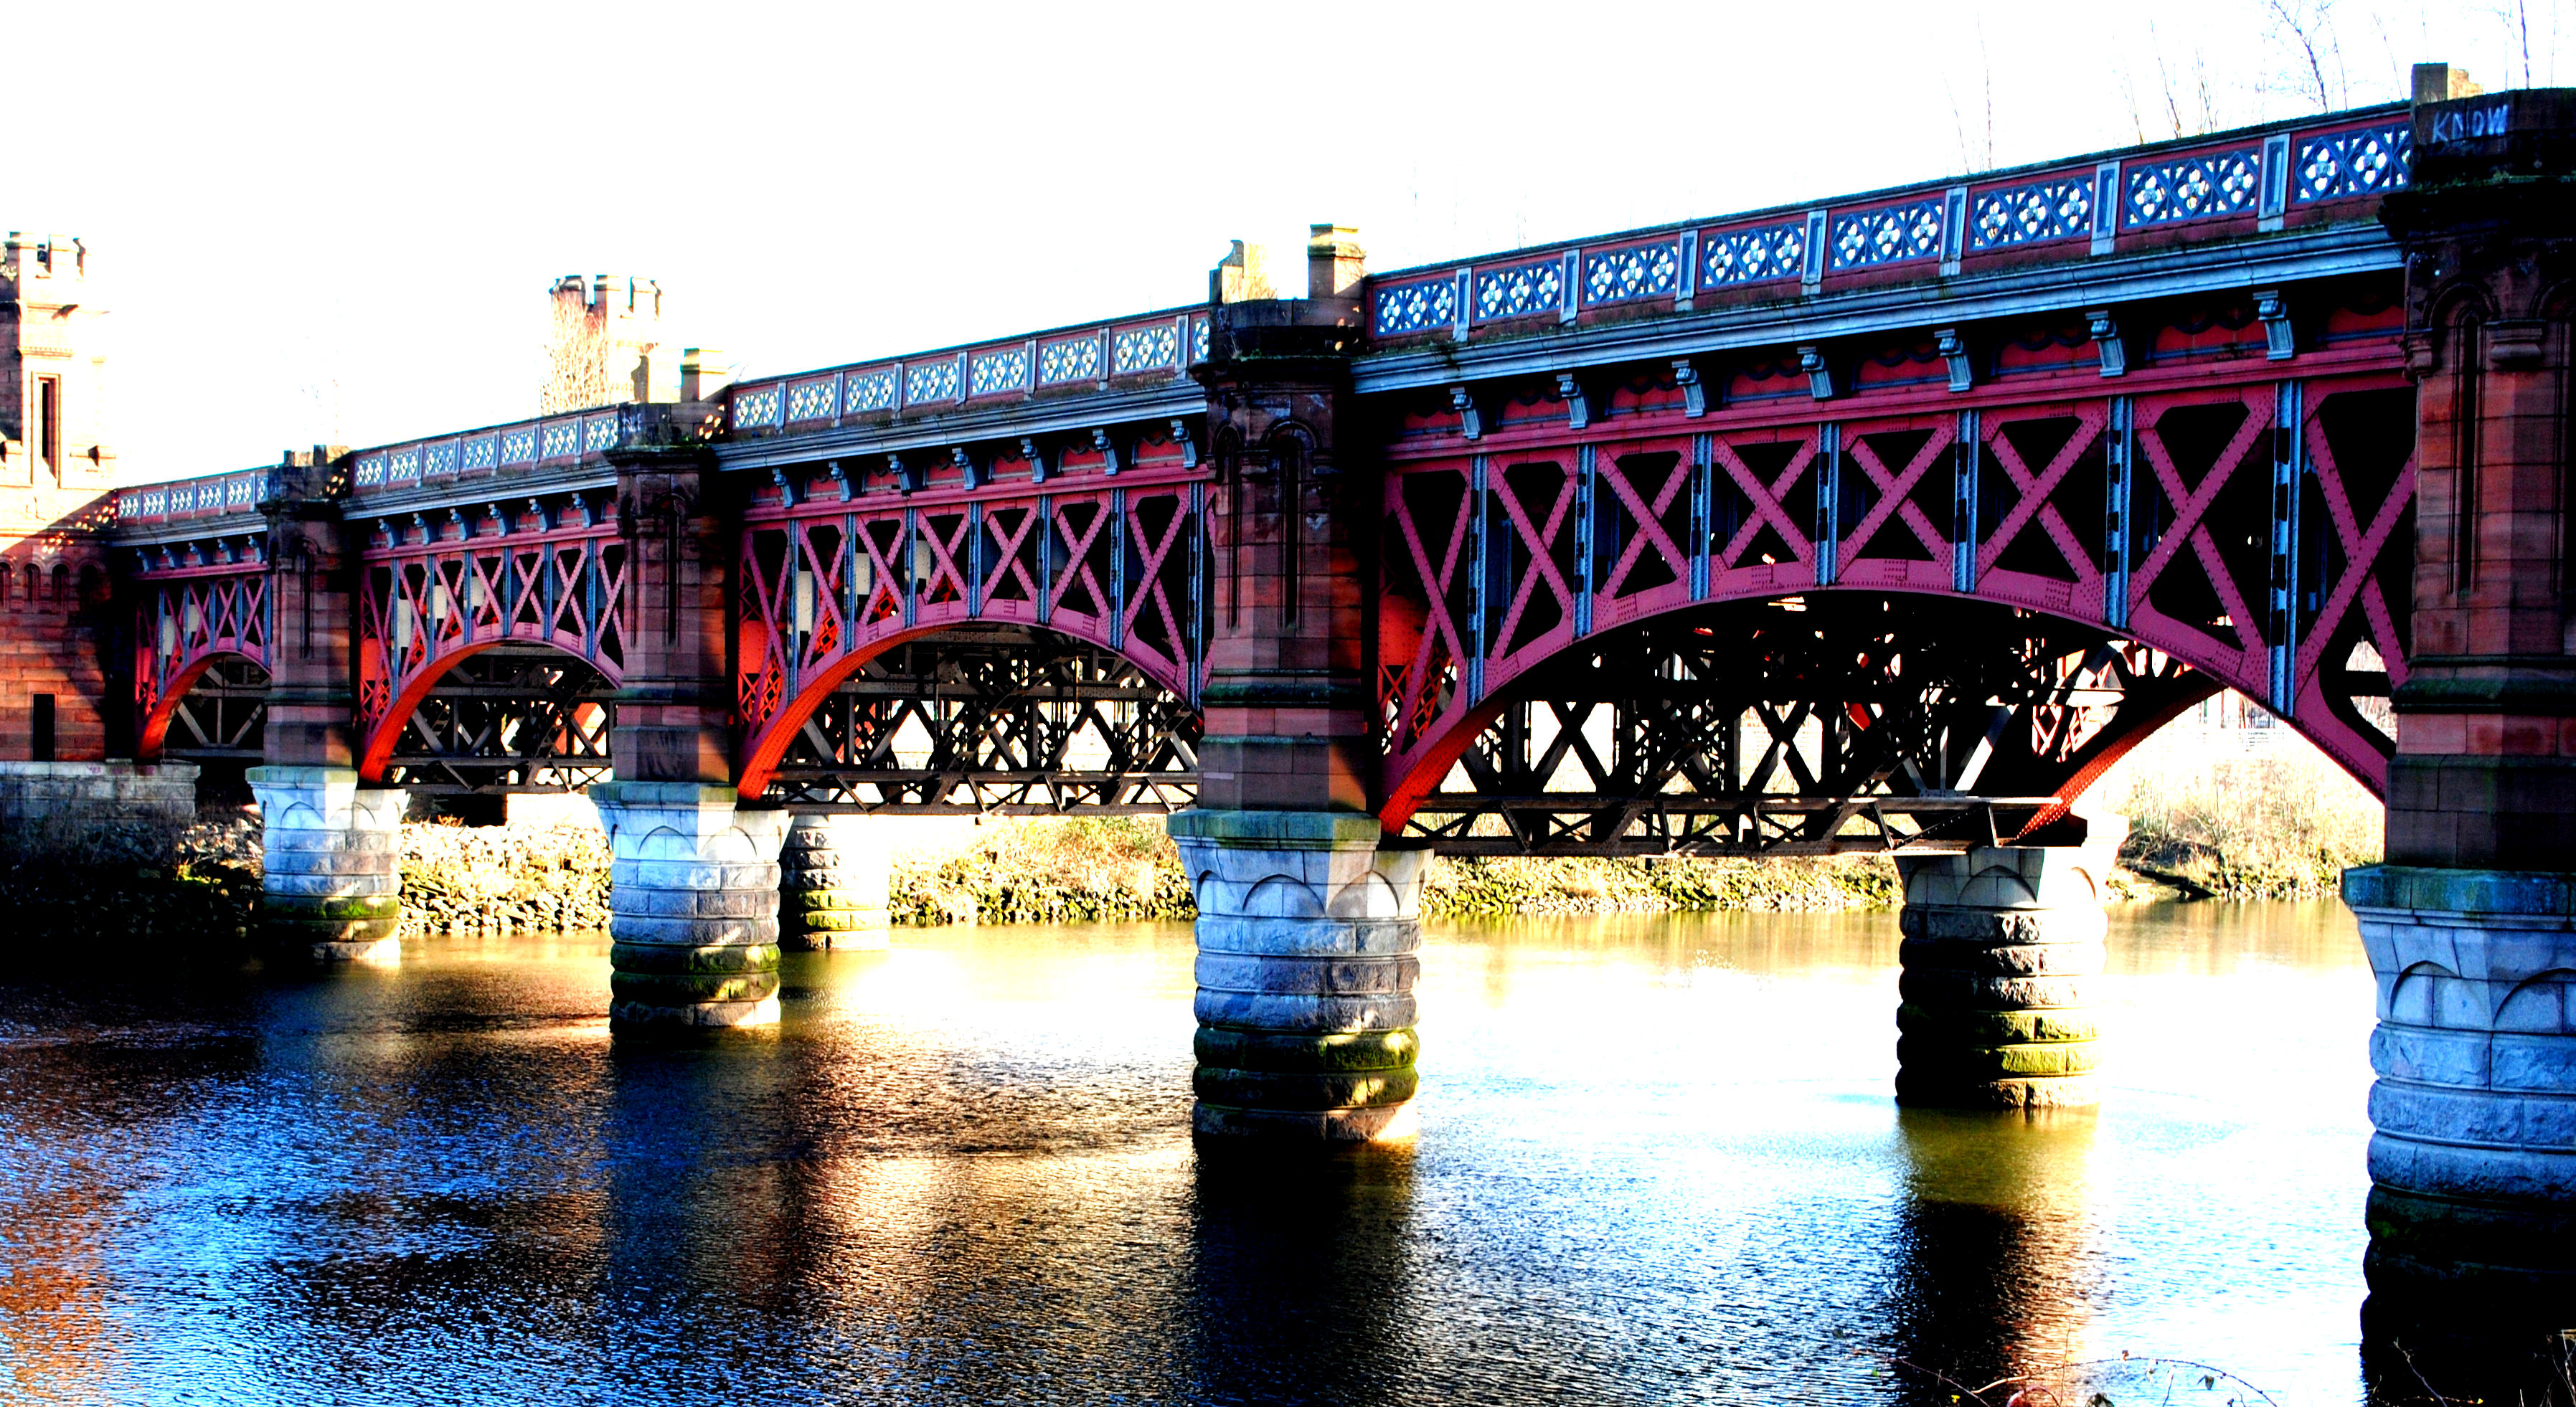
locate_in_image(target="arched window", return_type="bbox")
[19,565,36,604]
[48,564,70,603]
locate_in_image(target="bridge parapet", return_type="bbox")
[1362,104,2414,357]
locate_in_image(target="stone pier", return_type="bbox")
[245,765,407,962]
[1171,810,1424,1142]
[594,782,789,1030]
[1892,820,2123,1109]
[2346,867,2576,1304]
[779,813,892,950]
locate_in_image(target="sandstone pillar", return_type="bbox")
[246,764,407,962]
[1172,810,1423,1140]
[603,437,781,1029]
[1179,227,1410,1140]
[1892,820,2123,1109]
[593,781,787,1028]
[779,813,892,950]
[2351,77,2576,1316]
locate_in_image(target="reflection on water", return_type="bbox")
[0,902,2404,1403]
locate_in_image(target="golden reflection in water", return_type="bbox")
[0,1170,131,1403]
[1888,1107,2105,1385]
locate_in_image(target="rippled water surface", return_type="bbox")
[0,902,2381,1404]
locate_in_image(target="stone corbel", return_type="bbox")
[1448,384,1484,440]
[889,453,922,493]
[567,492,592,528]
[2400,328,2441,379]
[1556,372,1590,431]
[448,507,471,540]
[376,518,396,547]
[825,459,852,501]
[2486,320,2547,369]
[1671,359,1708,418]
[1092,428,1123,476]
[527,499,552,532]
[486,503,508,537]
[1797,344,1837,399]
[770,468,799,507]
[412,512,431,544]
[1171,419,1198,468]
[950,445,986,490]
[1019,437,1050,485]
[2085,308,2128,378]
[1934,328,1976,392]
[2254,288,2297,361]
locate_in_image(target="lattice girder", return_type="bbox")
[377,643,615,794]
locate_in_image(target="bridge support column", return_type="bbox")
[1892,820,2123,1109]
[779,814,892,950]
[594,782,788,1030]
[2345,868,2576,1304]
[245,765,407,961]
[1171,811,1423,1142]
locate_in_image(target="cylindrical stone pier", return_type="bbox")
[592,782,791,1031]
[1892,818,2123,1109]
[2344,866,2576,1308]
[779,813,892,951]
[245,765,408,962]
[1169,810,1425,1142]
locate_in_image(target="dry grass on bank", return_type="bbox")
[399,818,612,932]
[2101,744,2383,900]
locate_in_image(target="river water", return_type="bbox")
[0,902,2399,1404]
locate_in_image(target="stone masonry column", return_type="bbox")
[2349,75,2576,1315]
[593,782,788,1028]
[1172,810,1423,1140]
[2346,868,2576,1304]
[779,813,892,950]
[1179,227,1418,1141]
[1892,818,2124,1109]
[249,448,410,961]
[603,432,785,1030]
[246,765,407,961]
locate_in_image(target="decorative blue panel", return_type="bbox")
[354,455,386,488]
[424,442,459,475]
[1374,278,1457,333]
[2294,123,2412,202]
[582,417,617,453]
[905,360,961,404]
[1830,201,1945,269]
[500,428,538,464]
[2124,148,2262,227]
[1192,315,1210,362]
[968,349,1029,397]
[1970,178,2093,249]
[389,448,421,480]
[1112,324,1178,374]
[1038,338,1100,384]
[732,387,782,430]
[1582,244,1679,305]
[1702,223,1806,286]
[226,475,255,509]
[1473,260,1562,320]
[461,437,498,472]
[845,368,897,412]
[540,422,579,458]
[787,379,838,420]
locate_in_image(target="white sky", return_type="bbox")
[16,0,2569,483]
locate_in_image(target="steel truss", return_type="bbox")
[158,657,269,762]
[760,627,1199,813]
[379,644,614,793]
[1393,596,2208,856]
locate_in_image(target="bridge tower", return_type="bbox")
[1173,226,1432,1141]
[0,234,196,837]
[2346,70,2576,1317]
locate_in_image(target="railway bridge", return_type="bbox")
[19,66,2576,1297]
